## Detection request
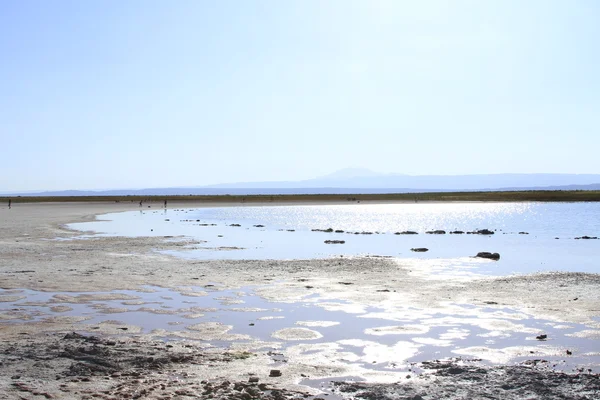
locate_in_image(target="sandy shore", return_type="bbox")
[1,202,600,399]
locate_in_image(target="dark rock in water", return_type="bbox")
[335,230,345,233]
[249,376,259,383]
[475,252,500,260]
[324,240,345,244]
[450,231,464,234]
[253,224,265,228]
[312,228,334,233]
[426,230,446,235]
[536,334,547,340]
[229,224,241,227]
[411,248,429,252]
[575,236,598,240]
[395,231,419,235]
[269,369,282,377]
[472,229,494,235]
[519,232,529,235]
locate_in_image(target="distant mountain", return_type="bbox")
[4,171,600,197]
[317,167,396,180]
[204,170,600,191]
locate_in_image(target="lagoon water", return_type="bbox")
[69,202,600,275]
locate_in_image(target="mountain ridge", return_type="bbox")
[4,169,600,196]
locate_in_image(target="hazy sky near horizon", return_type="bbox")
[2,1,599,191]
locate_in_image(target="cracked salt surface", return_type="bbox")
[2,284,600,377]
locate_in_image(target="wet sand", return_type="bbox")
[1,202,600,399]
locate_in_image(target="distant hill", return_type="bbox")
[4,174,600,197]
[202,170,600,191]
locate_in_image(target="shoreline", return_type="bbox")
[1,203,600,399]
[2,188,600,206]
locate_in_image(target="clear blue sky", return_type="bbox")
[1,1,599,191]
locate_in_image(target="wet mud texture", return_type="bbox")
[333,359,600,399]
[1,333,599,399]
[0,333,318,400]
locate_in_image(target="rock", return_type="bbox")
[411,248,429,252]
[536,334,547,340]
[426,230,446,234]
[395,231,419,235]
[63,332,85,340]
[575,236,598,240]
[312,228,334,233]
[229,224,241,227]
[335,230,345,233]
[253,225,265,228]
[472,229,494,235]
[249,377,259,383]
[324,240,345,244]
[519,232,529,235]
[475,252,500,260]
[450,231,464,234]
[269,369,282,377]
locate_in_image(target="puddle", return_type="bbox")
[2,285,600,376]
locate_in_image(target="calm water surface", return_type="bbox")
[69,202,600,275]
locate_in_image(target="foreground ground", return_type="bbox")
[1,202,599,399]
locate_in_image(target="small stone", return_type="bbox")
[269,369,282,377]
[475,252,500,260]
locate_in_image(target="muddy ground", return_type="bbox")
[1,202,599,399]
[2,332,599,399]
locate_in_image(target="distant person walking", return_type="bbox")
[8,199,11,209]
[164,199,167,208]
[139,200,143,207]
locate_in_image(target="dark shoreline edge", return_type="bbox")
[2,189,600,204]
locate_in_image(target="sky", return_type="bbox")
[1,0,599,191]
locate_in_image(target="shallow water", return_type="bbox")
[2,285,599,375]
[68,202,600,275]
